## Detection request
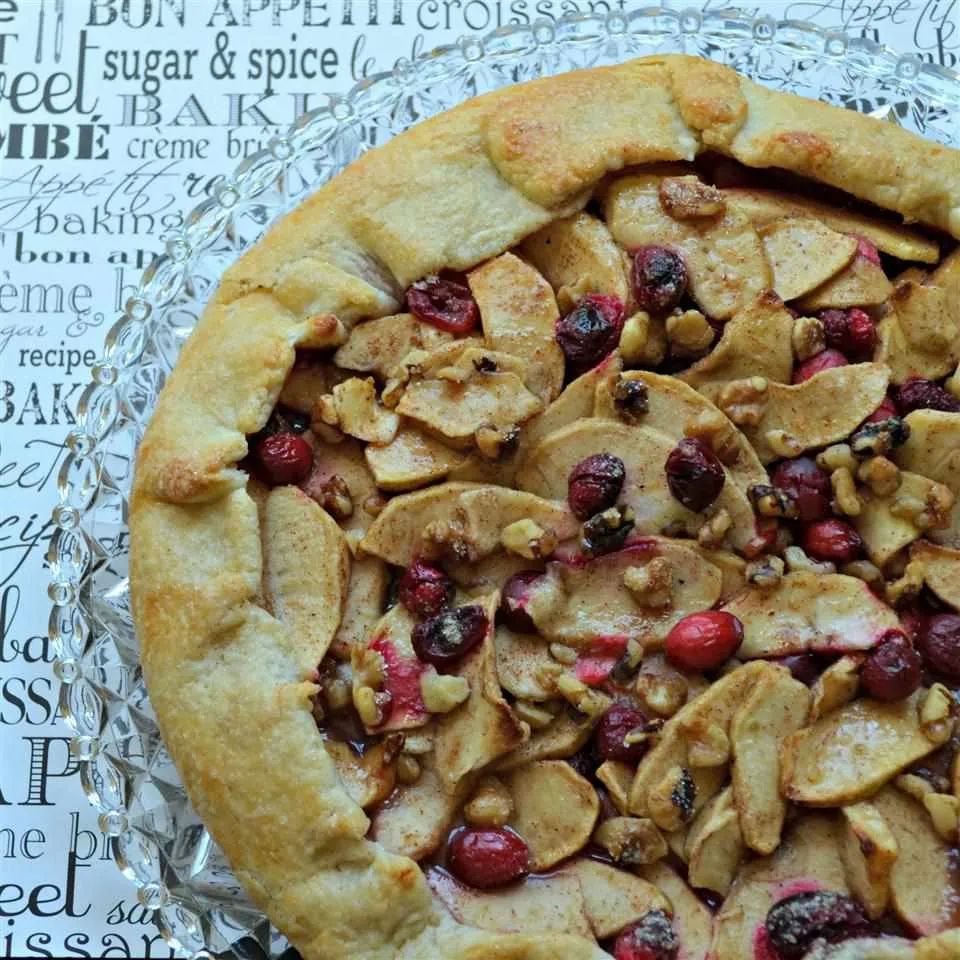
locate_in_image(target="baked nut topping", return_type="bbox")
[130,54,960,960]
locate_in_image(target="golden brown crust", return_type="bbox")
[131,55,960,960]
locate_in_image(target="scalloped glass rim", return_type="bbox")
[48,8,960,960]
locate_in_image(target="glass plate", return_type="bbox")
[48,8,960,960]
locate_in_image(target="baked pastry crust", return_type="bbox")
[130,55,960,960]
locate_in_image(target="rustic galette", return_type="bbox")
[130,55,960,960]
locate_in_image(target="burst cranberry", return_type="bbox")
[555,295,625,376]
[765,891,872,959]
[447,827,529,889]
[412,605,488,668]
[567,453,626,520]
[775,653,823,687]
[801,519,863,563]
[895,378,960,415]
[498,571,541,633]
[406,273,478,333]
[820,308,876,359]
[631,246,688,315]
[856,235,882,265]
[792,349,848,383]
[665,438,725,512]
[861,631,922,701]
[255,432,313,486]
[867,395,898,423]
[397,560,454,619]
[665,611,744,672]
[917,614,960,683]
[614,909,680,960]
[771,457,831,524]
[596,704,650,764]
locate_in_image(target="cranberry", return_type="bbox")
[665,611,744,672]
[596,704,650,764]
[867,395,899,423]
[397,560,454,619]
[895,378,960,415]
[801,519,863,564]
[765,891,872,959]
[582,505,635,556]
[917,614,960,683]
[856,236,882,265]
[775,653,823,687]
[770,457,832,524]
[792,349,848,383]
[447,827,529,889]
[860,631,922,701]
[820,308,876,360]
[665,438,725,512]
[614,909,680,960]
[555,295,625,376]
[498,572,542,633]
[254,432,313,486]
[631,246,688,315]
[412,605,488,668]
[406,273,479,334]
[567,453,626,520]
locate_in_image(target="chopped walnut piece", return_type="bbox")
[611,374,649,423]
[354,685,386,727]
[353,648,386,689]
[697,508,732,549]
[817,443,858,473]
[548,643,577,666]
[659,176,726,220]
[593,816,668,866]
[623,557,673,609]
[475,424,520,461]
[500,518,557,560]
[464,776,514,828]
[765,429,804,459]
[831,467,863,517]
[557,674,612,717]
[420,670,470,714]
[858,456,901,497]
[746,555,784,588]
[784,545,836,575]
[718,376,768,427]
[849,417,910,459]
[666,309,714,357]
[792,315,826,361]
[842,559,884,590]
[620,311,667,366]
[421,517,475,564]
[307,474,354,521]
[920,684,954,745]
[885,560,925,606]
[683,408,741,465]
[749,484,799,519]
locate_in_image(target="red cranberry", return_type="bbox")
[820,308,876,360]
[498,572,542,633]
[665,438,725,513]
[801,519,863,564]
[861,631,922,701]
[895,378,960,415]
[406,273,479,334]
[856,236,882,265]
[397,560,454,620]
[555,294,625,376]
[567,453,626,520]
[917,614,960,683]
[665,611,744,672]
[255,432,313,486]
[867,395,898,423]
[596,704,650,764]
[775,653,823,687]
[412,605,488,668]
[447,827,529,889]
[765,891,872,959]
[771,457,831,524]
[792,349,848,383]
[614,909,680,960]
[631,246,688,315]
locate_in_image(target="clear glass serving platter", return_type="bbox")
[48,7,960,960]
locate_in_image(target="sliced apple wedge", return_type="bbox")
[302,436,378,535]
[678,293,795,400]
[494,626,558,702]
[562,858,670,938]
[278,353,334,413]
[759,218,858,301]
[504,760,599,870]
[364,426,468,491]
[809,655,863,722]
[723,571,899,659]
[912,541,960,611]
[840,801,899,919]
[796,250,894,310]
[597,761,635,815]
[262,486,350,664]
[782,689,938,806]
[332,554,388,657]
[494,710,598,772]
[360,482,578,567]
[330,376,400,444]
[685,787,744,896]
[640,862,713,960]
[736,363,890,463]
[333,312,453,377]
[468,252,564,402]
[518,420,758,552]
[324,737,399,810]
[730,666,810,855]
[872,786,960,935]
[427,867,593,938]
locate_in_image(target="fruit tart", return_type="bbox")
[130,55,960,960]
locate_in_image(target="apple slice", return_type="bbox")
[759,218,858,301]
[840,801,899,919]
[330,376,400,444]
[279,353,334,413]
[730,666,810,855]
[262,486,350,664]
[518,420,758,552]
[324,737,399,811]
[494,710,599,773]
[333,312,453,378]
[640,862,713,960]
[562,858,670,939]
[736,363,890,464]
[504,760,600,871]
[364,426,468,491]
[872,786,960,935]
[468,252,564,402]
[331,554,388,658]
[360,482,578,567]
[302,436,378,535]
[809,655,863,722]
[597,761,634,815]
[678,293,795,401]
[724,571,899,659]
[781,690,939,806]
[427,867,593,938]
[685,787,744,895]
[796,250,894,310]
[494,626,558,702]
[912,541,960,611]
